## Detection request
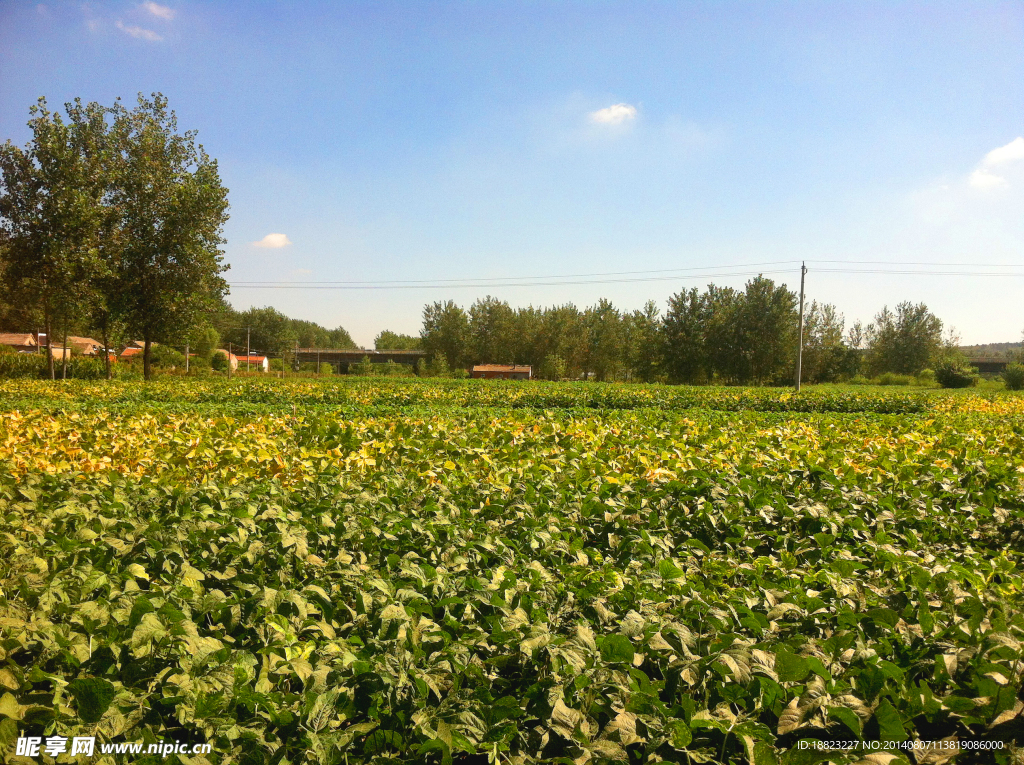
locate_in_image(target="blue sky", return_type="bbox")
[2,1,1023,347]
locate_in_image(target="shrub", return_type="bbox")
[211,352,230,372]
[0,353,46,378]
[150,344,186,369]
[269,358,285,372]
[1004,363,1024,391]
[934,359,979,388]
[877,372,913,386]
[916,368,936,386]
[848,375,869,385]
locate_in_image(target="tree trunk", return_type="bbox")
[44,307,54,381]
[61,319,69,380]
[101,320,112,381]
[143,337,152,381]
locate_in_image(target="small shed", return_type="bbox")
[236,354,269,372]
[471,364,532,380]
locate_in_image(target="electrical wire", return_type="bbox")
[226,258,1024,290]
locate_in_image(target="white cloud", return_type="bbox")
[252,233,292,248]
[141,1,175,20]
[983,137,1024,167]
[116,20,162,40]
[589,103,637,125]
[969,169,1009,190]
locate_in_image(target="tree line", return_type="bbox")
[411,278,956,383]
[0,94,229,379]
[0,96,964,385]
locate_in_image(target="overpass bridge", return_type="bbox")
[293,348,427,372]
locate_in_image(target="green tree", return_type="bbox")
[734,275,797,384]
[0,98,109,379]
[226,306,295,357]
[513,306,544,369]
[661,287,710,384]
[192,326,220,362]
[421,300,470,370]
[800,301,856,383]
[469,296,517,364]
[865,302,943,375]
[539,353,567,381]
[539,304,588,379]
[584,299,623,381]
[325,325,357,348]
[622,301,661,382]
[375,330,421,350]
[108,93,229,380]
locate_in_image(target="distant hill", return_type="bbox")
[960,342,1023,359]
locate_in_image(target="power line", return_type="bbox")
[815,268,1024,276]
[228,261,799,287]
[229,268,797,290]
[226,258,1024,291]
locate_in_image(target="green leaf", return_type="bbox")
[0,693,23,721]
[873,699,907,742]
[866,608,898,628]
[599,634,635,664]
[68,678,117,723]
[0,717,18,748]
[828,705,862,736]
[667,719,692,749]
[775,649,810,683]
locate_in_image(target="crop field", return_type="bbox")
[1,379,1023,764]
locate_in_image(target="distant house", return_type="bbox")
[0,333,72,359]
[67,336,105,357]
[235,354,269,372]
[0,332,39,353]
[471,364,532,380]
[119,340,146,360]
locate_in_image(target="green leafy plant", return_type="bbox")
[0,378,1022,762]
[934,359,979,388]
[1004,362,1024,391]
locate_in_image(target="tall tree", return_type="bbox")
[800,301,854,383]
[584,298,623,381]
[702,285,742,382]
[539,304,588,379]
[375,330,421,350]
[734,275,797,384]
[865,301,943,375]
[421,300,470,370]
[225,306,296,357]
[469,296,517,364]
[623,300,661,382]
[108,93,229,380]
[0,98,108,379]
[662,287,709,384]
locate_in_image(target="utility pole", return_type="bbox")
[227,342,233,378]
[294,340,299,372]
[795,261,807,391]
[246,326,251,372]
[185,343,189,373]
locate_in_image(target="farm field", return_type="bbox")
[1,379,1023,764]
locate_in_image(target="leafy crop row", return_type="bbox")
[1,384,1023,763]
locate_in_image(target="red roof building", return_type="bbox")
[470,364,532,380]
[235,354,269,372]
